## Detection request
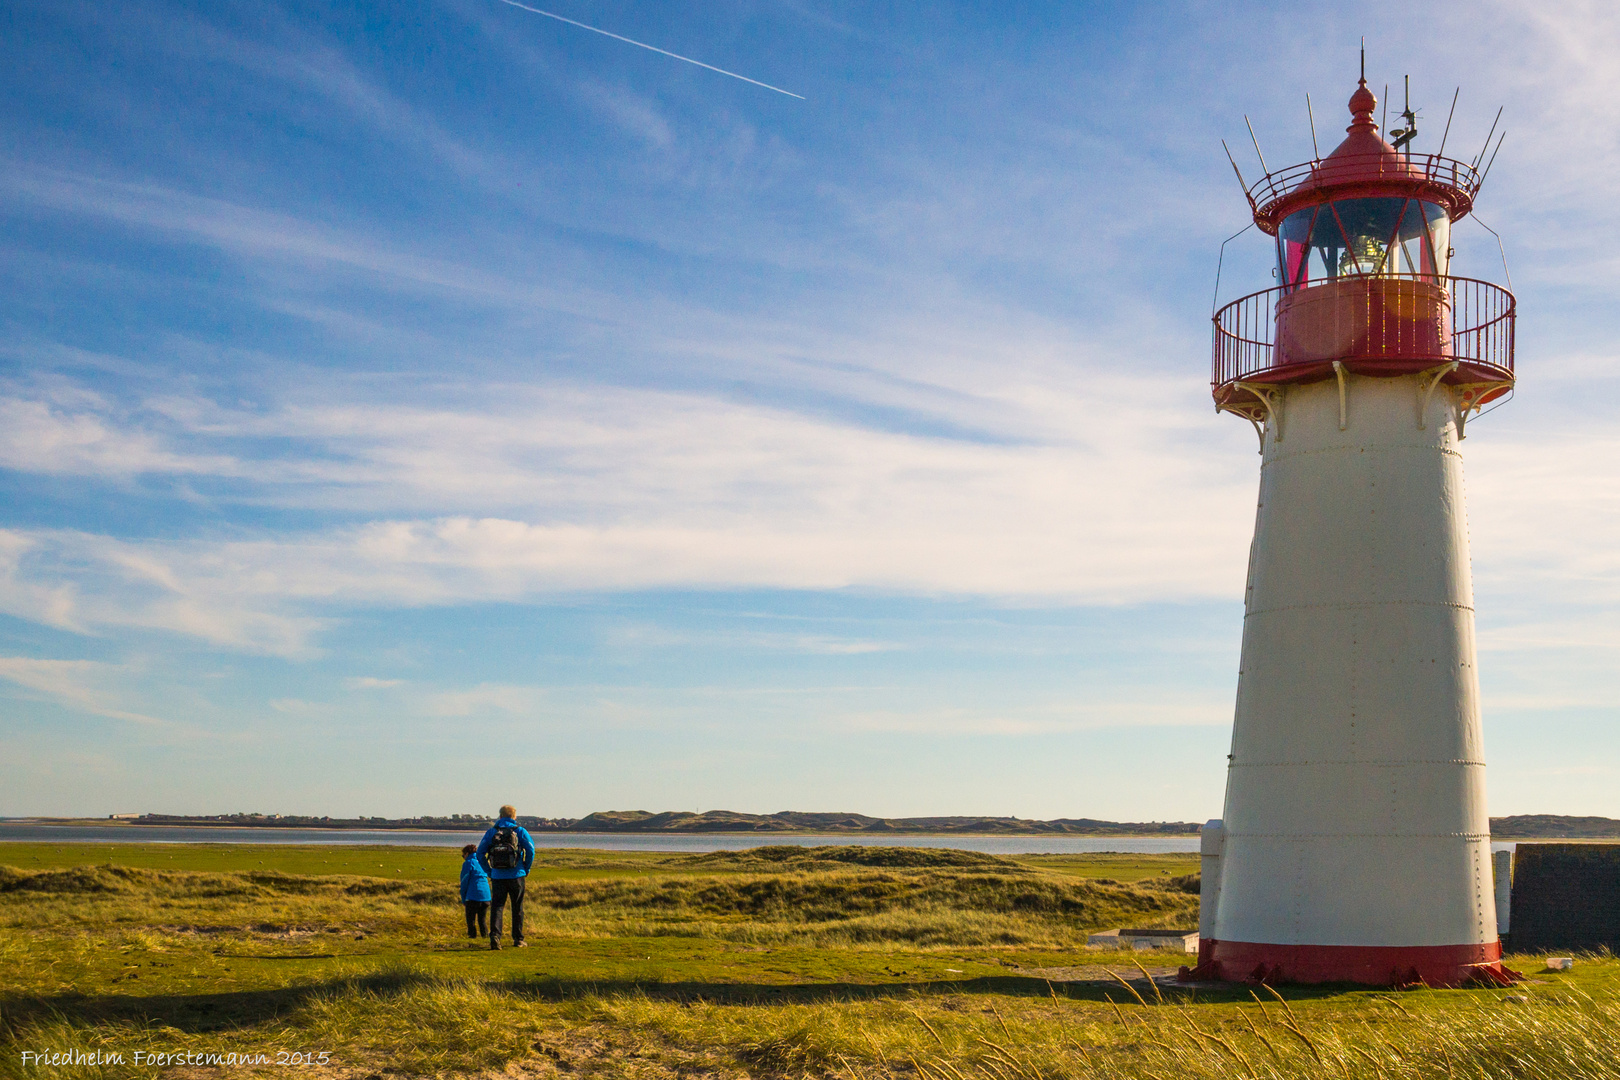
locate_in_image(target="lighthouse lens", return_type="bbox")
[1278,199,1451,287]
[1421,201,1451,276]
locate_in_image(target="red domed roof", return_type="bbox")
[1246,79,1478,233]
[1291,80,1425,195]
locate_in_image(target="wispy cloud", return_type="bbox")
[98,0,495,181]
[0,393,237,478]
[607,622,900,655]
[578,81,675,148]
[0,345,1616,660]
[426,683,547,717]
[0,166,540,305]
[0,528,325,656]
[0,656,166,726]
[2,0,1617,818]
[345,676,403,690]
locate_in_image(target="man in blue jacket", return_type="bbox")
[475,804,535,950]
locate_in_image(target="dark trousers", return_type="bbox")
[490,877,525,942]
[463,900,489,937]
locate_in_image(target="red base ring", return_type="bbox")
[1179,939,1520,988]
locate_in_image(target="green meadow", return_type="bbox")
[1,842,1615,1078]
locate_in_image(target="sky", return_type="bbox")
[1,0,1617,822]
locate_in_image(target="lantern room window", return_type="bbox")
[1278,198,1450,288]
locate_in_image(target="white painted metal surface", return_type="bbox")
[1494,848,1512,934]
[1212,373,1497,949]
[1199,819,1224,942]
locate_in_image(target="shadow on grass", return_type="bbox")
[1,984,337,1037]
[0,966,1420,1039]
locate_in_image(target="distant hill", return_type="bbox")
[91,811,1620,838]
[1489,815,1620,839]
[561,810,1201,835]
[122,810,1201,835]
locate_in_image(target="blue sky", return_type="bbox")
[1,0,1617,821]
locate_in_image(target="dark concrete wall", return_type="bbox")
[1510,843,1620,952]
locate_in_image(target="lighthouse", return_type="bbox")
[1193,73,1519,987]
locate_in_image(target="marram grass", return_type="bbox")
[1,848,1615,1078]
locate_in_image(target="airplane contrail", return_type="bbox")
[493,0,805,100]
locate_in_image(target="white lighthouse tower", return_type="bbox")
[1192,74,1519,987]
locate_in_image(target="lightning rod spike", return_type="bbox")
[1307,93,1320,160]
[1222,138,1255,211]
[1436,87,1459,159]
[1472,106,1503,172]
[1244,115,1269,175]
[1477,131,1507,192]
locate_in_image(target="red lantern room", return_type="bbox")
[1213,78,1514,431]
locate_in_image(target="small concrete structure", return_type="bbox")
[1197,820,1224,963]
[1494,849,1513,934]
[1089,928,1199,953]
[1546,957,1574,971]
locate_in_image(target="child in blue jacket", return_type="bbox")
[459,843,491,939]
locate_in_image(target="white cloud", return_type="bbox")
[1467,429,1620,606]
[791,637,897,656]
[0,656,165,726]
[0,528,325,656]
[0,395,236,477]
[268,698,329,714]
[0,339,1615,661]
[0,1,1616,680]
[578,81,674,148]
[0,165,583,315]
[607,622,901,655]
[426,683,547,717]
[0,376,1255,655]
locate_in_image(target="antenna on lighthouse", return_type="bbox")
[1391,75,1418,155]
[1306,93,1320,160]
[1220,139,1257,214]
[1472,106,1504,172]
[1244,115,1269,174]
[1478,130,1508,192]
[1221,139,1249,190]
[1436,87,1459,159]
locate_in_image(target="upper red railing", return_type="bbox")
[1212,274,1514,407]
[1241,153,1486,232]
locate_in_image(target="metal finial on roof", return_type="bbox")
[1348,80,1378,133]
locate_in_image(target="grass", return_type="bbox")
[0,843,1614,1078]
[0,842,1200,884]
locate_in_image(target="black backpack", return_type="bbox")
[488,826,521,870]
